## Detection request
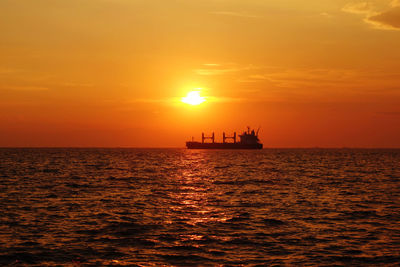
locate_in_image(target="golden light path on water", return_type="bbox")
[169,151,229,226]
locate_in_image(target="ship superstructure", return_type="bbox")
[186,127,263,149]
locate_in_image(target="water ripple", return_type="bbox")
[0,148,399,265]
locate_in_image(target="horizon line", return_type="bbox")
[0,147,399,149]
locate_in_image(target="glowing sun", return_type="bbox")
[181,91,206,105]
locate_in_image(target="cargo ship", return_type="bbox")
[186,127,263,149]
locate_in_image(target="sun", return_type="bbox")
[181,91,206,105]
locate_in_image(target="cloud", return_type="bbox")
[0,85,49,91]
[196,63,400,92]
[206,96,247,103]
[243,68,361,89]
[391,0,400,7]
[367,6,400,29]
[197,62,400,98]
[240,67,400,93]
[203,63,220,67]
[62,82,93,88]
[247,74,271,80]
[194,68,238,76]
[194,63,256,76]
[320,12,333,18]
[342,1,400,30]
[210,11,259,18]
[128,96,247,105]
[342,2,375,15]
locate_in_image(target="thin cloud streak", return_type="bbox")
[194,68,240,76]
[210,11,260,18]
[194,63,259,76]
[342,2,375,15]
[0,85,49,91]
[129,96,258,105]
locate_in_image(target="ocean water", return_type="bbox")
[0,148,399,266]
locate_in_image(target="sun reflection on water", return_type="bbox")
[168,150,229,226]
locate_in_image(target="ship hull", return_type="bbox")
[186,142,263,149]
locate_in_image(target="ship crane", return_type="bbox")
[223,132,237,144]
[201,132,215,144]
[256,127,261,136]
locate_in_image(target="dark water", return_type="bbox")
[0,148,399,266]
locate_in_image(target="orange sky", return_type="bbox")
[1,0,399,147]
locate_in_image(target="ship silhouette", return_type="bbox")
[186,127,263,149]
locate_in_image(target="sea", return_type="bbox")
[0,148,399,266]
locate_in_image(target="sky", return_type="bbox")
[1,0,399,147]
